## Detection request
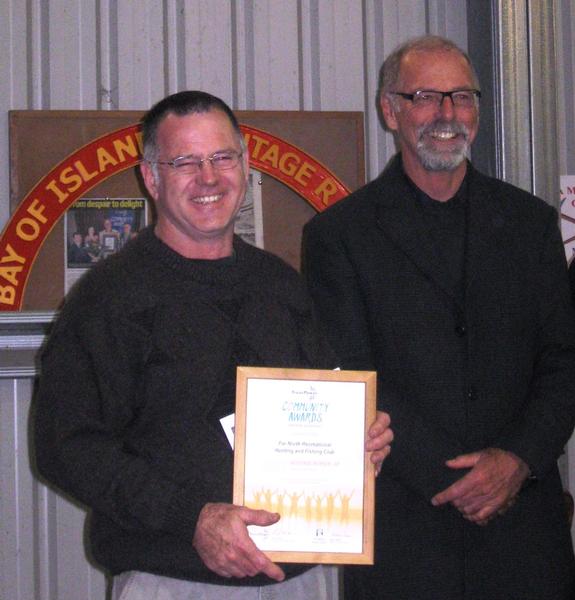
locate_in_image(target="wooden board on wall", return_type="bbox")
[9,110,364,311]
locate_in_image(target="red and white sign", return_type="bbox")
[0,123,350,311]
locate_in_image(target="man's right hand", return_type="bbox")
[192,503,285,581]
[431,448,530,525]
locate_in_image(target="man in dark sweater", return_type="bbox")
[67,231,92,265]
[34,91,392,600]
[303,36,575,599]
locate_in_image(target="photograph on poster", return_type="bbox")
[65,197,147,291]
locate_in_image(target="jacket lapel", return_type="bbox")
[465,167,514,296]
[373,160,462,311]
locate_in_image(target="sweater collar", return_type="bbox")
[134,226,252,286]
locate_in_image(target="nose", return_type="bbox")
[438,95,455,119]
[196,158,219,184]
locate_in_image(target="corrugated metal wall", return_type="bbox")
[556,0,575,177]
[0,0,468,228]
[1,1,574,599]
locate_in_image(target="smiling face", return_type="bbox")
[380,48,479,183]
[140,109,249,259]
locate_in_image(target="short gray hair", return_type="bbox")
[378,35,480,99]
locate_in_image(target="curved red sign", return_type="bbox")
[0,123,350,310]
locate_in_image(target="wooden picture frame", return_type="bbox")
[233,366,376,564]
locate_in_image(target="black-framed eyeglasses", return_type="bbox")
[390,89,481,108]
[150,150,243,175]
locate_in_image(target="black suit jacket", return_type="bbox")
[303,155,575,599]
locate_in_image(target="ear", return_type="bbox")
[140,161,159,201]
[380,93,399,132]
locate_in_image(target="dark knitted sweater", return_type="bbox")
[34,226,335,586]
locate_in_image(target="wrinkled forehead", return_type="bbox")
[156,109,244,155]
[398,48,477,90]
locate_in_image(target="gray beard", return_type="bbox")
[416,121,470,171]
[417,145,468,171]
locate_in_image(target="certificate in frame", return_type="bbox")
[233,367,376,564]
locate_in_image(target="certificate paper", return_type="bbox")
[233,367,376,564]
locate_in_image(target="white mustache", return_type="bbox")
[418,120,469,141]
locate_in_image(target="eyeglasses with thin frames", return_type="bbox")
[390,89,481,109]
[149,150,243,175]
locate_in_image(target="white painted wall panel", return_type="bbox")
[365,0,429,179]
[299,0,320,110]
[556,0,575,176]
[97,0,119,110]
[0,1,28,229]
[252,1,300,109]
[316,1,365,111]
[78,2,100,109]
[0,375,107,600]
[231,0,254,108]
[183,1,235,100]
[54,494,101,600]
[29,0,50,109]
[164,0,184,94]
[48,0,98,108]
[116,2,165,110]
[0,380,19,600]
[12,380,36,600]
[4,0,29,107]
[363,0,388,177]
[428,0,468,48]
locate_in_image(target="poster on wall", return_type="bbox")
[560,175,575,265]
[3,111,363,311]
[235,172,264,249]
[65,197,148,292]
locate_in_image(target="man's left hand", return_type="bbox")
[431,448,530,525]
[366,411,393,476]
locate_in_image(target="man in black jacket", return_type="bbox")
[303,36,575,599]
[34,91,393,600]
